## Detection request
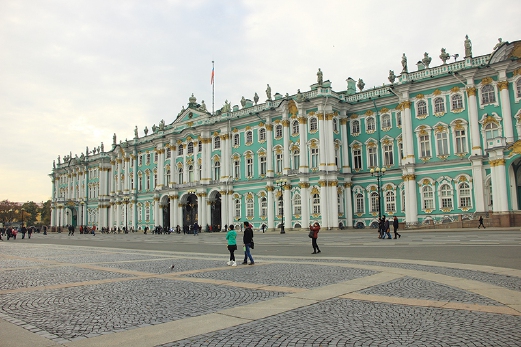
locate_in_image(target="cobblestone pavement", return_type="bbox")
[1,236,520,347]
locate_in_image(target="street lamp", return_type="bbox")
[275,178,290,234]
[370,167,386,221]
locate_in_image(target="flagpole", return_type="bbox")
[212,60,215,116]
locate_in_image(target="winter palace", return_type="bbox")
[50,37,521,231]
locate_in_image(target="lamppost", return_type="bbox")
[370,167,386,221]
[21,207,25,227]
[275,178,290,234]
[123,196,130,233]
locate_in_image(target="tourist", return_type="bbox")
[242,222,255,265]
[478,215,486,229]
[226,225,237,266]
[310,222,321,254]
[193,222,199,236]
[393,216,401,239]
[383,216,392,239]
[21,225,27,239]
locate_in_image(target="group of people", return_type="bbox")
[378,216,401,239]
[0,225,42,241]
[225,221,255,266]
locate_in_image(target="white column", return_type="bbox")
[340,118,351,174]
[154,198,160,226]
[220,188,227,228]
[319,179,328,227]
[298,115,309,173]
[133,155,138,192]
[318,112,327,171]
[325,113,336,170]
[117,159,123,193]
[124,157,130,192]
[200,193,207,229]
[169,196,175,228]
[498,80,513,142]
[227,190,234,227]
[266,124,274,178]
[466,86,483,156]
[283,185,291,229]
[494,159,509,212]
[300,182,310,227]
[267,185,275,230]
[157,147,164,189]
[345,182,353,228]
[110,160,116,195]
[330,182,339,228]
[51,206,56,227]
[282,119,290,174]
[116,202,121,227]
[402,101,415,164]
[406,175,418,225]
[470,158,486,212]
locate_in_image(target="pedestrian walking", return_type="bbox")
[310,222,321,254]
[226,225,237,266]
[193,222,199,236]
[242,222,255,265]
[21,226,27,239]
[378,217,385,239]
[43,225,47,235]
[28,226,33,239]
[393,216,401,239]
[383,216,392,239]
[261,223,266,233]
[478,215,486,229]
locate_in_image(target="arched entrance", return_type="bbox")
[510,157,521,210]
[208,191,222,231]
[182,193,198,228]
[160,196,170,228]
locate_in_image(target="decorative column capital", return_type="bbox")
[497,81,509,91]
[466,87,477,96]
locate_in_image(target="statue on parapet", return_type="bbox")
[422,52,432,68]
[317,68,323,85]
[101,142,104,152]
[401,53,408,73]
[266,84,272,100]
[144,126,148,136]
[296,89,304,102]
[134,126,139,138]
[254,92,259,105]
[152,124,157,133]
[200,100,207,111]
[464,35,472,58]
[241,96,246,108]
[113,133,117,145]
[388,70,396,83]
[159,119,165,131]
[357,78,365,91]
[493,38,505,51]
[439,48,450,64]
[53,160,56,168]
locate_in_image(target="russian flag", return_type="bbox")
[211,67,214,85]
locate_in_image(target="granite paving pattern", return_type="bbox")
[98,258,227,274]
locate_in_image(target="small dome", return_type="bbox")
[189,93,196,104]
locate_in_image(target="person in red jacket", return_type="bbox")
[310,222,321,254]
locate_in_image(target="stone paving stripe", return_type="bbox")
[0,318,60,347]
[287,271,404,301]
[341,292,521,316]
[64,313,250,347]
[218,296,318,320]
[171,275,304,293]
[472,287,521,305]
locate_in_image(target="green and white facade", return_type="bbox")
[50,38,521,230]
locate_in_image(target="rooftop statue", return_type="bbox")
[388,70,396,83]
[53,160,56,168]
[80,153,84,161]
[401,53,408,73]
[86,146,89,155]
[113,133,117,145]
[159,119,165,131]
[464,35,472,58]
[254,92,259,105]
[200,100,207,111]
[134,126,139,138]
[101,142,104,152]
[317,68,323,85]
[92,147,97,154]
[357,78,365,91]
[152,124,157,133]
[296,89,304,102]
[144,126,148,136]
[439,48,450,64]
[57,155,61,164]
[422,52,432,68]
[493,38,505,51]
[241,96,246,108]
[266,84,272,100]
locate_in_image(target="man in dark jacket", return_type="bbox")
[242,222,255,265]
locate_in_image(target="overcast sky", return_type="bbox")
[1,0,520,202]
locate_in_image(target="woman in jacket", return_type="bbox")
[226,225,238,266]
[310,222,321,254]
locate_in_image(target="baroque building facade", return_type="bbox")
[50,38,521,231]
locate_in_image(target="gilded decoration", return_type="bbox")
[382,138,392,145]
[433,89,442,96]
[245,152,253,159]
[367,141,376,148]
[418,125,428,136]
[187,121,194,127]
[259,191,266,197]
[275,147,283,154]
[213,131,219,136]
[186,136,193,141]
[176,139,182,144]
[481,77,493,85]
[308,111,316,116]
[266,186,275,192]
[282,119,290,127]
[219,134,226,140]
[232,128,238,133]
[176,162,183,168]
[380,107,389,113]
[350,114,358,119]
[344,182,352,188]
[246,192,253,199]
[434,125,446,133]
[298,117,307,124]
[452,108,464,114]
[416,94,425,99]
[509,140,521,155]
[266,124,273,131]
[370,186,377,191]
[340,118,348,125]
[325,113,335,121]
[311,187,320,195]
[310,141,319,149]
[298,182,310,189]
[258,122,264,127]
[497,81,509,91]
[365,110,374,116]
[514,68,521,76]
[466,87,477,96]
[245,126,252,130]
[434,112,445,118]
[483,115,499,126]
[288,100,298,116]
[317,114,324,120]
[458,176,468,182]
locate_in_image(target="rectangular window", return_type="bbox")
[246,158,253,177]
[368,147,377,168]
[383,144,393,166]
[353,149,362,170]
[276,154,283,173]
[436,132,449,155]
[234,161,240,179]
[420,135,431,157]
[246,199,254,217]
[455,130,467,153]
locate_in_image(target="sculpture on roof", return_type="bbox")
[101,142,104,152]
[296,89,304,102]
[222,100,231,113]
[159,119,165,131]
[439,48,450,64]
[199,100,207,111]
[134,126,139,138]
[464,35,472,58]
[80,153,84,161]
[422,52,432,68]
[388,70,396,83]
[144,126,148,136]
[53,160,56,168]
[357,78,365,91]
[57,155,61,164]
[86,146,89,155]
[113,133,117,145]
[317,68,323,85]
[493,38,505,51]
[266,84,272,100]
[241,96,246,108]
[401,53,408,73]
[152,124,157,133]
[254,92,259,105]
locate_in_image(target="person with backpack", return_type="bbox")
[310,222,321,254]
[226,225,238,266]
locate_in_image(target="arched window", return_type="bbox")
[260,197,267,217]
[383,143,393,166]
[436,130,449,155]
[401,189,406,212]
[312,194,320,214]
[166,148,171,159]
[275,124,283,138]
[310,118,318,131]
[434,97,445,113]
[276,153,283,173]
[214,136,221,149]
[233,133,240,146]
[259,156,266,175]
[178,145,184,156]
[292,120,299,135]
[188,165,194,182]
[165,169,170,185]
[356,193,364,213]
[177,167,183,184]
[213,161,220,180]
[417,100,427,116]
[396,112,402,127]
[484,122,499,139]
[440,184,452,209]
[333,118,338,132]
[459,182,472,207]
[146,173,150,190]
[370,192,379,213]
[259,128,266,141]
[352,120,360,133]
[481,85,496,104]
[353,148,362,170]
[292,149,300,170]
[187,142,194,154]
[198,141,202,152]
[234,199,241,218]
[366,117,375,132]
[420,133,431,157]
[246,157,253,177]
[368,145,377,167]
[311,147,319,168]
[233,160,240,179]
[516,79,521,98]
[422,186,434,210]
[246,198,254,218]
[455,128,467,153]
[451,94,463,110]
[385,191,396,212]
[293,194,302,215]
[381,114,391,128]
[246,131,253,144]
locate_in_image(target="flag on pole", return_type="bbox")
[211,66,214,85]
